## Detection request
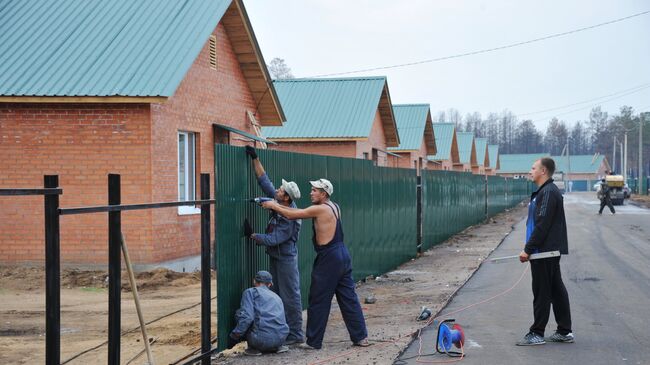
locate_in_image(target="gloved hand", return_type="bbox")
[245,146,258,160]
[243,219,254,238]
[227,332,241,349]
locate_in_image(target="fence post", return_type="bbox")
[108,174,121,365]
[416,175,422,253]
[44,175,60,365]
[200,174,211,365]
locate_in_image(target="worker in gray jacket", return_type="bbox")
[243,146,304,345]
[228,271,289,356]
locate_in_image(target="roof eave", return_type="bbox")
[377,81,400,147]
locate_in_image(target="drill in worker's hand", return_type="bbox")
[249,197,274,205]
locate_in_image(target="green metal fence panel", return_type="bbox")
[215,145,417,350]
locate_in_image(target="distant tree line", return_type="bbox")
[436,106,650,176]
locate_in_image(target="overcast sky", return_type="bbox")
[244,0,650,130]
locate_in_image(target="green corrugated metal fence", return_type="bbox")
[214,145,532,350]
[215,145,417,350]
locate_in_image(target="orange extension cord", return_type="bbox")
[308,265,530,365]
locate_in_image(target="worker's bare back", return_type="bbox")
[312,201,340,245]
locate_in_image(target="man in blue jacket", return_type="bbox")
[243,146,304,345]
[517,157,574,346]
[228,271,289,355]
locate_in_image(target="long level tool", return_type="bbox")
[490,250,560,263]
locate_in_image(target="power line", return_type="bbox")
[517,82,650,117]
[530,84,650,123]
[310,10,650,78]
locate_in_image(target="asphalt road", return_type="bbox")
[396,192,650,365]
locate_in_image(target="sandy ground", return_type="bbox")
[0,268,216,364]
[216,203,528,365]
[629,194,650,208]
[0,204,526,365]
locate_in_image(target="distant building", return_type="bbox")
[387,104,437,174]
[454,132,478,173]
[263,77,401,167]
[428,123,460,170]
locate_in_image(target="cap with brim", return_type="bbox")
[310,178,333,196]
[254,270,273,284]
[281,179,301,200]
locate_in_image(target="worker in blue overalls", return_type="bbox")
[261,178,369,350]
[243,146,304,345]
[227,271,289,356]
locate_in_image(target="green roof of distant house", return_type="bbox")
[498,153,550,173]
[553,154,608,174]
[388,104,436,153]
[429,123,458,161]
[263,77,400,147]
[456,132,477,165]
[475,138,489,167]
[488,145,500,170]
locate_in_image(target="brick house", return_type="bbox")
[485,145,500,176]
[387,104,437,174]
[0,0,284,268]
[497,153,550,178]
[554,154,610,191]
[472,138,490,175]
[428,123,460,170]
[262,77,401,167]
[453,132,478,173]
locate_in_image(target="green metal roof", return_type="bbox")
[488,145,500,170]
[498,153,550,173]
[553,155,606,174]
[456,132,476,164]
[428,123,455,160]
[388,104,432,151]
[475,138,488,167]
[262,77,392,139]
[0,0,231,97]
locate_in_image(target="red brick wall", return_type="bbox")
[357,110,389,166]
[0,103,153,264]
[149,23,262,263]
[0,22,267,265]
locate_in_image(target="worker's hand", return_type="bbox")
[261,200,279,210]
[519,251,529,263]
[227,332,241,349]
[245,146,258,160]
[243,219,253,238]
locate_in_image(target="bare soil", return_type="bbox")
[0,204,526,365]
[630,194,650,208]
[0,268,215,365]
[216,203,527,365]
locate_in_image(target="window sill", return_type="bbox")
[178,206,201,216]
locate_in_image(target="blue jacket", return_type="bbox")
[525,179,569,255]
[231,286,289,341]
[254,174,302,259]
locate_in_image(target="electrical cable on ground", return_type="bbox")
[309,10,650,77]
[308,265,530,365]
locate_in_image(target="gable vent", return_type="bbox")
[209,35,217,70]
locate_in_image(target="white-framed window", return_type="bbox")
[178,131,200,215]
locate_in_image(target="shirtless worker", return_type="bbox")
[261,178,370,350]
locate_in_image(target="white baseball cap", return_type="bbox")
[310,178,333,196]
[281,179,301,200]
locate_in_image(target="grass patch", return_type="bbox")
[80,287,105,293]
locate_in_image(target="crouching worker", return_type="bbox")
[227,271,290,356]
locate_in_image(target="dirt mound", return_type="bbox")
[0,267,205,292]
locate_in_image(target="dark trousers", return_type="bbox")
[269,256,303,342]
[530,256,572,336]
[306,242,367,348]
[599,199,615,214]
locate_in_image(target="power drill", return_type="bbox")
[249,197,274,204]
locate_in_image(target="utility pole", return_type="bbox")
[620,141,623,177]
[613,136,617,173]
[623,131,627,183]
[640,112,647,195]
